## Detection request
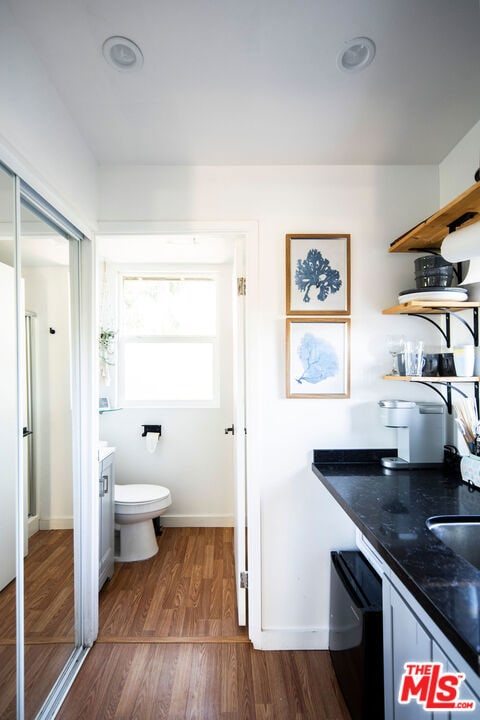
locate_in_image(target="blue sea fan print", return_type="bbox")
[296,333,338,385]
[295,248,342,304]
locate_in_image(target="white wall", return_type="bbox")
[98,164,441,647]
[23,266,73,529]
[0,4,97,233]
[101,408,234,525]
[440,119,480,204]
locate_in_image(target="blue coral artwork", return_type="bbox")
[287,319,349,398]
[287,235,350,314]
[296,332,338,385]
[295,249,342,305]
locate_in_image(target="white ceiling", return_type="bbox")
[7,0,480,166]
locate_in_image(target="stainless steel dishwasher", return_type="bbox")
[329,550,384,720]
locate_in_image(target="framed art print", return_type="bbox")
[286,318,350,398]
[286,234,350,315]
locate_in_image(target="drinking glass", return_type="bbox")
[386,334,405,375]
[404,340,425,376]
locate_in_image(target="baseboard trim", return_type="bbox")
[39,518,74,530]
[253,628,329,651]
[28,515,39,537]
[161,514,234,528]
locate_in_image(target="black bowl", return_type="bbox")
[415,266,454,288]
[414,254,452,272]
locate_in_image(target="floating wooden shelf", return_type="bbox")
[383,375,480,383]
[389,181,480,253]
[383,301,480,315]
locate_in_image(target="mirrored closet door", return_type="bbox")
[20,196,78,718]
[0,162,93,720]
[0,163,18,719]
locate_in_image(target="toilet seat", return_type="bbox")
[115,484,171,515]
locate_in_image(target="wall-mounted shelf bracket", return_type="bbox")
[382,377,479,416]
[407,313,449,345]
[437,307,477,346]
[407,307,478,348]
[414,381,472,414]
[447,211,478,234]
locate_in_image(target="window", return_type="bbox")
[118,274,219,406]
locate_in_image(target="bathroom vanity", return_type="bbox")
[98,447,115,590]
[313,450,480,718]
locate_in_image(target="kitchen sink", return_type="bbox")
[426,516,480,570]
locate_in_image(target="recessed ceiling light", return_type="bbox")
[102,36,144,72]
[337,37,376,73]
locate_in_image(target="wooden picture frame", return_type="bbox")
[286,318,350,398]
[286,234,350,315]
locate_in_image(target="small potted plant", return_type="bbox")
[99,328,116,385]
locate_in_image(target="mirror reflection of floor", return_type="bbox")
[0,529,75,719]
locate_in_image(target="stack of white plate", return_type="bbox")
[398,287,468,303]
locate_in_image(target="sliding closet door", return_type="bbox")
[0,165,18,716]
[0,161,94,719]
[20,199,77,718]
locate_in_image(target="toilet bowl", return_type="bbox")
[114,483,172,562]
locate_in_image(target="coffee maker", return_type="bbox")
[379,400,445,469]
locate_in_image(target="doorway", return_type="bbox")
[96,231,249,641]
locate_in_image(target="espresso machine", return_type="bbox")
[379,400,445,469]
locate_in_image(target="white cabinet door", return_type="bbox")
[432,642,478,719]
[384,580,433,720]
[99,453,115,590]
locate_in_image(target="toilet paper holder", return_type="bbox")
[141,425,162,437]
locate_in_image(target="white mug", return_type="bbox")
[453,345,475,376]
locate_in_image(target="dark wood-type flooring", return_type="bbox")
[59,527,350,720]
[58,641,350,720]
[98,526,248,642]
[0,527,351,719]
[0,529,75,720]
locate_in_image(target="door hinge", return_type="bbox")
[240,571,248,589]
[237,277,246,296]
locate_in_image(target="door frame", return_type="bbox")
[96,220,262,645]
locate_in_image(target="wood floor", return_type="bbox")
[57,642,350,720]
[58,527,351,720]
[0,530,75,720]
[0,529,75,642]
[99,527,248,642]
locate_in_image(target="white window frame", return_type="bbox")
[117,269,221,409]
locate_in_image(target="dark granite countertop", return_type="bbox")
[312,449,480,675]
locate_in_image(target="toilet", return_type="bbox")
[114,483,172,562]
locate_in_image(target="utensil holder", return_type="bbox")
[460,454,480,489]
